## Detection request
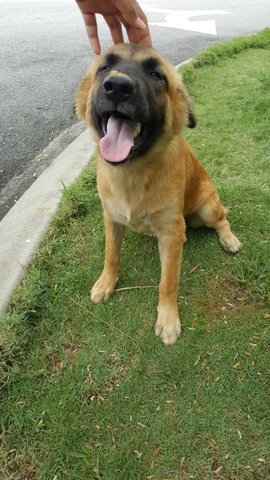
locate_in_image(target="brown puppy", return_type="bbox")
[75,43,241,345]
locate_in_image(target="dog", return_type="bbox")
[75,43,241,345]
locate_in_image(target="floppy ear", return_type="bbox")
[180,80,196,129]
[74,70,93,121]
[186,99,196,129]
[172,74,196,133]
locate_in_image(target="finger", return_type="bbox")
[104,14,124,45]
[118,13,152,48]
[132,2,152,47]
[130,24,152,48]
[81,12,101,55]
[111,0,139,26]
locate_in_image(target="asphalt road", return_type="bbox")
[1,0,270,220]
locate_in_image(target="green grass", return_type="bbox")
[1,31,270,479]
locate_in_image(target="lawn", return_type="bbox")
[1,30,270,479]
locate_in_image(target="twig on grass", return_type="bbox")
[63,293,132,339]
[115,285,158,292]
[188,263,201,275]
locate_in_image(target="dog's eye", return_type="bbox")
[97,65,111,75]
[150,71,163,80]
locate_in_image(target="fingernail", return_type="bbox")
[135,17,147,29]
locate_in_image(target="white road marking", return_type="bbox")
[142,7,231,35]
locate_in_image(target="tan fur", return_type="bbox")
[75,44,241,345]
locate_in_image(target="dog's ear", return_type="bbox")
[186,100,196,129]
[181,81,196,129]
[74,70,93,121]
[172,74,196,132]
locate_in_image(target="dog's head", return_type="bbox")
[75,43,196,165]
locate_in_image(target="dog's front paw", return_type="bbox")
[91,272,119,304]
[155,307,181,345]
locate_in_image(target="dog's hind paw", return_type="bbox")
[219,233,242,253]
[91,273,118,304]
[155,308,181,345]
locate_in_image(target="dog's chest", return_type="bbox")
[104,196,158,234]
[98,164,175,235]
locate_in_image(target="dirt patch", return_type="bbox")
[191,274,258,321]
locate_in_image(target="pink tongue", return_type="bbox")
[100,115,134,163]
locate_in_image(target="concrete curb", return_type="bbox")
[175,57,193,69]
[0,129,94,313]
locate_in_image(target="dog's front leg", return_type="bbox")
[155,221,185,345]
[91,213,125,304]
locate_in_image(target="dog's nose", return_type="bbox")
[102,75,135,101]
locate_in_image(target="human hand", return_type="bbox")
[75,0,152,54]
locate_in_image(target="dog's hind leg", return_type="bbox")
[192,189,242,253]
[91,214,125,304]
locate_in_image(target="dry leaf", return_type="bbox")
[137,422,146,428]
[214,466,223,474]
[133,450,143,458]
[179,456,185,469]
[208,438,217,448]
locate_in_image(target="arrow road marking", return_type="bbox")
[142,7,231,35]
